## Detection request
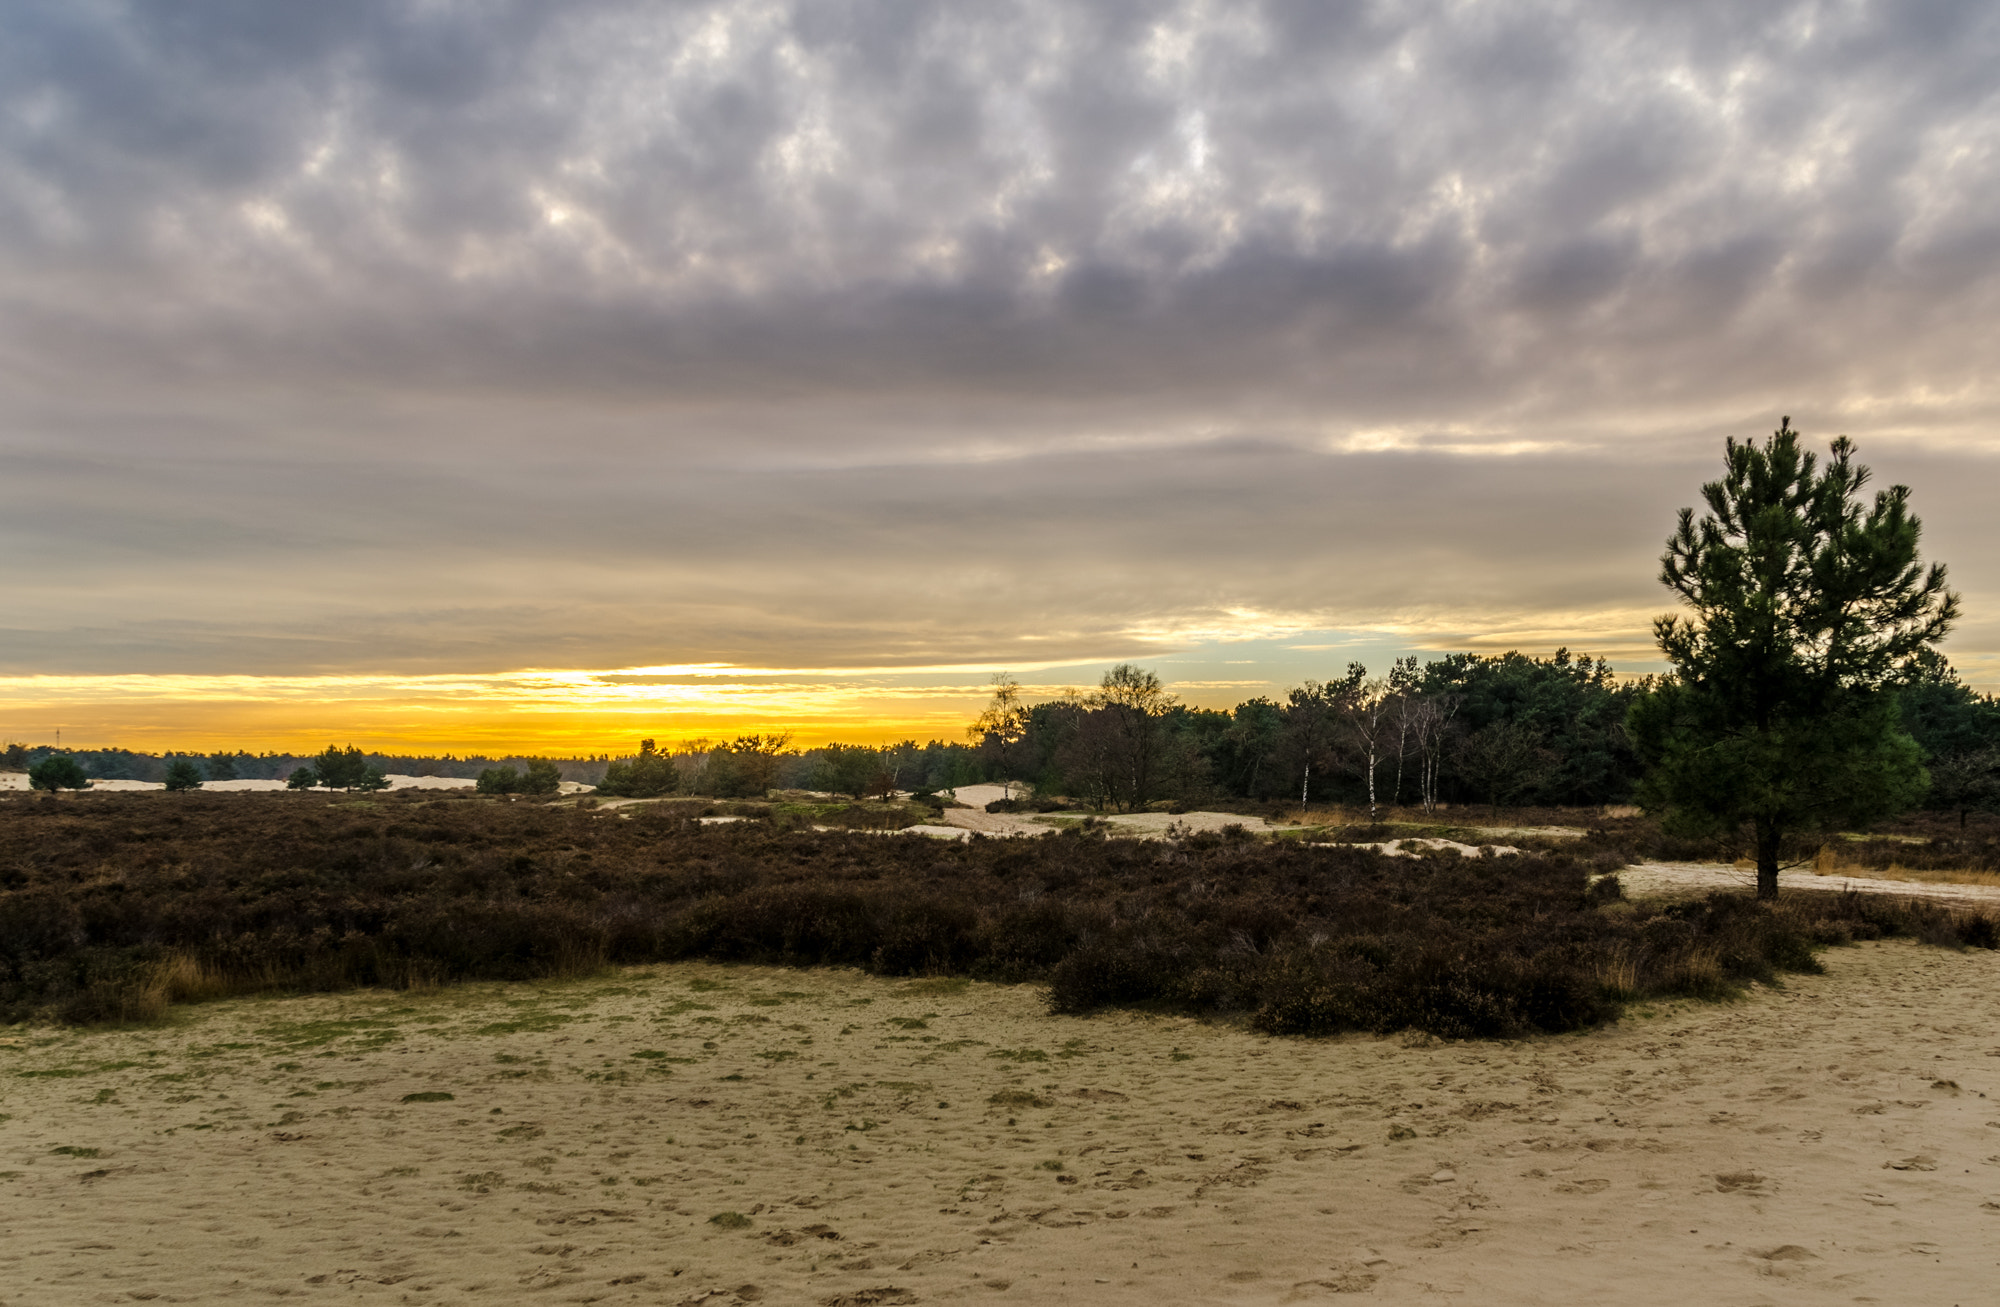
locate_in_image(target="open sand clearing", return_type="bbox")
[6,943,2000,1305]
[1624,862,2000,909]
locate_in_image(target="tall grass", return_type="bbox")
[0,792,1991,1035]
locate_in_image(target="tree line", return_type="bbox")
[8,422,1993,849]
[597,421,1996,841]
[11,650,1995,816]
[0,744,613,787]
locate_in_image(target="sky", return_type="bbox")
[3,0,1999,753]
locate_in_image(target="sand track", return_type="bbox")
[5,942,2000,1304]
[1623,861,2000,908]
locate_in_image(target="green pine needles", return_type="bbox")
[1631,418,1958,898]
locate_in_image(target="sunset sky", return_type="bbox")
[4,2,1999,753]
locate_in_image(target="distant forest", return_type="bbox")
[15,648,1996,816]
[0,745,616,787]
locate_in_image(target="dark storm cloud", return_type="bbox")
[2,0,1997,676]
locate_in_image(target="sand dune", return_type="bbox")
[939,784,1021,808]
[0,773,164,791]
[5,940,1999,1304]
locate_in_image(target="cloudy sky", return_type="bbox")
[3,0,1998,750]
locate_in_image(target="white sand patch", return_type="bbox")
[1094,810,1309,838]
[0,773,162,791]
[382,774,476,790]
[805,824,973,839]
[934,807,1308,840]
[936,806,1061,837]
[1351,837,1523,858]
[6,943,1999,1303]
[1621,861,2000,907]
[902,823,973,840]
[942,782,1030,808]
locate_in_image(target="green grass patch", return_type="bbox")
[258,1020,399,1050]
[988,1089,1052,1109]
[471,1013,575,1036]
[902,977,970,997]
[18,1060,145,1079]
[401,1090,455,1103]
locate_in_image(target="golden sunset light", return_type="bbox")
[11,7,2000,1302]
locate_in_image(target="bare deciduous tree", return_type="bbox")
[1400,692,1463,813]
[968,673,1032,799]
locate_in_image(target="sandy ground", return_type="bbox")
[939,785,1020,809]
[0,775,165,792]
[6,941,2000,1306]
[1353,840,1522,859]
[1623,861,2000,909]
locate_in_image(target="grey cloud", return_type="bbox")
[1,0,1996,678]
[0,433,1723,673]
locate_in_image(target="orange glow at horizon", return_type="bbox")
[0,666,1077,755]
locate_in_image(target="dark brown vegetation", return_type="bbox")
[1,793,1993,1035]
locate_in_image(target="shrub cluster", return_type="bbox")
[475,759,563,795]
[286,745,388,792]
[0,793,1991,1033]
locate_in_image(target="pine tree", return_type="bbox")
[1630,419,1957,898]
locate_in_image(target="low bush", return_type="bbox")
[986,796,1073,814]
[476,759,563,796]
[0,793,1991,1036]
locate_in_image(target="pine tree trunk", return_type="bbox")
[1755,820,1782,901]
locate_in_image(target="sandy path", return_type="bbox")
[5,943,2000,1305]
[938,785,1025,809]
[936,808,1062,838]
[1623,861,2000,908]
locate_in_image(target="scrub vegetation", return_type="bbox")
[1,792,1992,1034]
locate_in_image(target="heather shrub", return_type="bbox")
[0,793,1992,1035]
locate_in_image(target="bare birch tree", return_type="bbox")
[1386,655,1424,807]
[1278,679,1345,820]
[1402,693,1463,813]
[1336,664,1395,821]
